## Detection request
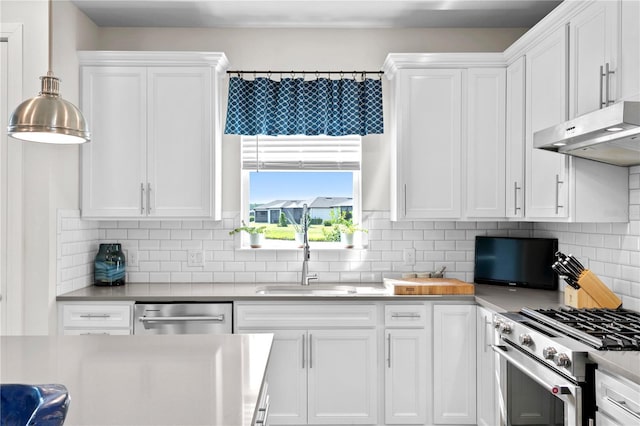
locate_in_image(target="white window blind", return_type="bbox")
[241,135,361,171]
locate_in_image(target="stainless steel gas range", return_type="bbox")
[492,307,640,426]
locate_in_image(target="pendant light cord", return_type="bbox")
[47,0,53,75]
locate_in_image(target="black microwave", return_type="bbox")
[473,236,558,290]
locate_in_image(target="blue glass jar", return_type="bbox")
[94,243,126,286]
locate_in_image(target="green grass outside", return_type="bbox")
[263,224,335,241]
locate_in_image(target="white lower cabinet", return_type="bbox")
[433,304,477,425]
[595,369,640,426]
[58,302,134,335]
[235,303,377,425]
[476,307,497,426]
[384,305,427,425]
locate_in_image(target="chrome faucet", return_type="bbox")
[300,204,318,286]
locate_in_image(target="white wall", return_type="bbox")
[0,0,99,335]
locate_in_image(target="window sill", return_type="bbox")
[236,241,367,251]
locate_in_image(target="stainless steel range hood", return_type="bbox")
[534,101,640,167]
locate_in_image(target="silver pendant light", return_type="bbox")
[7,0,90,144]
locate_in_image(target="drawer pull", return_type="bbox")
[79,314,111,319]
[391,313,421,319]
[606,396,640,420]
[80,332,109,335]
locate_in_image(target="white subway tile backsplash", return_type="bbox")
[58,170,640,310]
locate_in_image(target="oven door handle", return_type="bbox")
[491,344,578,398]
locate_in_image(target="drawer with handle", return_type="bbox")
[62,303,132,328]
[384,304,427,327]
[63,329,131,336]
[596,369,640,425]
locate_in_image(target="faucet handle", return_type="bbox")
[305,274,319,285]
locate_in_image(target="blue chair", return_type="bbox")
[1,384,70,426]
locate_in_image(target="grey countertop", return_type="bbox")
[0,333,273,426]
[57,281,564,306]
[56,282,639,384]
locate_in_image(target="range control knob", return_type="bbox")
[499,322,512,334]
[543,347,557,359]
[554,353,571,368]
[519,334,533,347]
[493,319,503,329]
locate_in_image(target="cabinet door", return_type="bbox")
[525,26,569,219]
[476,307,497,426]
[466,68,506,218]
[620,0,640,102]
[307,329,377,425]
[570,0,618,117]
[505,57,526,218]
[433,304,476,424]
[81,67,147,217]
[147,67,212,217]
[385,329,427,424]
[248,330,307,425]
[396,69,462,219]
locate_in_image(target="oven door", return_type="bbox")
[492,341,584,426]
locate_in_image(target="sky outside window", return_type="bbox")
[250,171,353,205]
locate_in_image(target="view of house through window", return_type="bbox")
[241,135,361,247]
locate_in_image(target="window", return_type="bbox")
[241,135,362,248]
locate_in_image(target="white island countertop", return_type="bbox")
[0,333,273,426]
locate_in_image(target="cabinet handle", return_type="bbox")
[606,396,640,420]
[255,395,270,425]
[555,174,564,214]
[483,314,493,353]
[391,312,421,319]
[605,62,615,106]
[140,183,145,214]
[309,334,313,368]
[147,182,152,214]
[513,181,521,214]
[302,334,306,369]
[79,314,111,319]
[599,65,605,109]
[387,333,391,368]
[403,183,407,217]
[80,332,109,335]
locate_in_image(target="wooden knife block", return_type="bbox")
[564,270,622,309]
[564,286,601,309]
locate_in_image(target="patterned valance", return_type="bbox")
[224,76,383,136]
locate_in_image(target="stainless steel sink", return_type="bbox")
[255,284,358,296]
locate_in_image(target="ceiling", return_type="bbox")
[70,0,563,29]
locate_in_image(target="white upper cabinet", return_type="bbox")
[465,68,506,218]
[505,57,526,219]
[81,67,147,218]
[390,68,463,220]
[619,0,640,102]
[384,54,506,221]
[569,0,619,117]
[525,25,570,219]
[80,52,227,220]
[147,67,212,217]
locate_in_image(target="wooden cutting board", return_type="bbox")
[386,278,475,295]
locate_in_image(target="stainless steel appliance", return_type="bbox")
[492,307,640,426]
[533,101,640,167]
[133,303,232,335]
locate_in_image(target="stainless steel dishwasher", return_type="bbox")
[133,303,232,335]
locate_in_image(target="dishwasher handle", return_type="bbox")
[138,315,226,323]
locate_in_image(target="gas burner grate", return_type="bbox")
[524,307,640,350]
